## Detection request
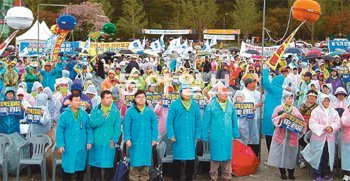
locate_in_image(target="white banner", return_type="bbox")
[141,29,194,35]
[204,34,235,40]
[240,41,279,55]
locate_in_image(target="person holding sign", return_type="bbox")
[0,87,25,134]
[26,93,51,136]
[202,85,240,181]
[166,84,201,181]
[301,94,341,181]
[267,92,304,180]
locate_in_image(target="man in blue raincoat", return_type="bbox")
[0,87,25,134]
[56,94,93,181]
[89,90,121,180]
[166,84,201,181]
[124,90,158,181]
[202,85,240,180]
[262,67,285,152]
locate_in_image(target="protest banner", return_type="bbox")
[193,94,207,109]
[281,113,305,134]
[0,101,22,116]
[147,94,162,107]
[26,107,43,124]
[240,42,279,55]
[86,42,131,55]
[125,95,135,108]
[203,29,241,35]
[234,102,255,119]
[140,29,195,35]
[204,34,235,40]
[328,39,349,52]
[51,30,70,62]
[19,41,81,57]
[162,93,179,108]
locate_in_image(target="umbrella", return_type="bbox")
[341,53,350,60]
[334,48,346,53]
[98,54,107,59]
[251,55,262,60]
[118,49,134,54]
[285,47,303,54]
[229,47,240,52]
[347,47,350,53]
[307,49,323,57]
[244,50,260,55]
[58,52,64,57]
[104,51,116,56]
[197,52,213,56]
[305,54,321,59]
[194,45,201,50]
[321,55,335,61]
[74,48,82,52]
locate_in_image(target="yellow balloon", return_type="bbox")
[50,24,57,34]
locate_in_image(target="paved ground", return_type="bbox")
[9,137,344,180]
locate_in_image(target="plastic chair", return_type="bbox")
[304,130,312,144]
[158,134,173,164]
[16,134,52,181]
[194,141,210,178]
[51,143,62,181]
[0,134,13,181]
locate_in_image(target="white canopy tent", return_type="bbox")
[16,20,53,45]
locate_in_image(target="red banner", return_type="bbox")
[51,30,69,62]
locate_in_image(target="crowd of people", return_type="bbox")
[0,43,350,181]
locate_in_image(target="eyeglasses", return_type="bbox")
[135,96,146,99]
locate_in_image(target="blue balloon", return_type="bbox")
[57,15,77,30]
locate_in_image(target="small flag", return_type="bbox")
[128,39,144,51]
[210,36,217,47]
[88,31,104,42]
[0,30,19,55]
[151,39,162,53]
[202,40,210,51]
[82,37,91,53]
[19,47,29,57]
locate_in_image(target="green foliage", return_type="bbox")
[231,0,259,39]
[117,0,148,39]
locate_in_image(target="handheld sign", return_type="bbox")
[162,93,179,108]
[281,113,305,134]
[27,107,43,124]
[234,102,255,119]
[0,101,22,116]
[193,94,207,110]
[147,94,162,107]
[125,95,135,108]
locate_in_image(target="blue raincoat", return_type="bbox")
[166,98,201,160]
[124,105,158,167]
[0,62,5,92]
[0,87,24,134]
[202,97,240,161]
[262,68,285,136]
[41,69,56,91]
[56,107,93,173]
[55,61,66,79]
[89,103,121,168]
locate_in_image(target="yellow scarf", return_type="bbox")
[218,101,227,112]
[181,99,191,111]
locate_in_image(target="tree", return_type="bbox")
[180,0,218,40]
[59,2,109,40]
[231,0,259,40]
[117,0,148,39]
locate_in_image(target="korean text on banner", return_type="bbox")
[51,30,70,62]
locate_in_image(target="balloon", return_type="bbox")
[57,15,77,30]
[102,23,116,34]
[292,0,321,23]
[50,24,58,34]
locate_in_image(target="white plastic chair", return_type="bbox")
[16,134,52,181]
[0,134,13,181]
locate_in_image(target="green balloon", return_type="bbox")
[102,23,116,34]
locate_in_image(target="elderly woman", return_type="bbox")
[267,92,304,180]
[301,94,341,181]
